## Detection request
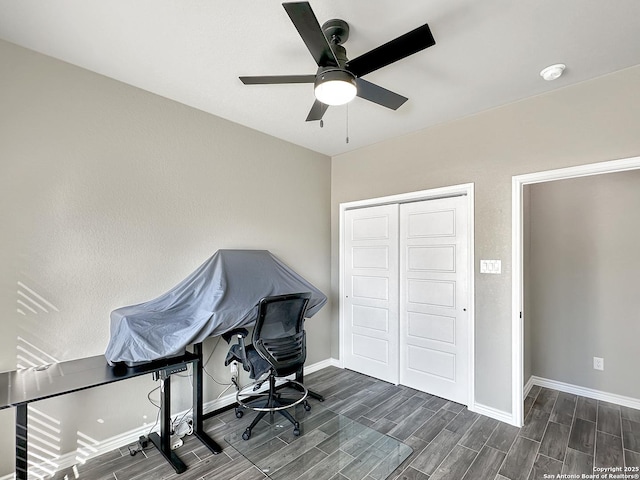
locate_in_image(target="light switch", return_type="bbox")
[480,260,501,274]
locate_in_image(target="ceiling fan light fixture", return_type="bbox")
[314,70,357,106]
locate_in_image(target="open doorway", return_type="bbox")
[512,155,640,427]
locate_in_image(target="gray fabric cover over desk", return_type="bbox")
[105,250,327,365]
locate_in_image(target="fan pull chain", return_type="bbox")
[346,104,350,144]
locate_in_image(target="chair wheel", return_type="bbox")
[304,403,311,411]
[235,409,243,418]
[242,429,251,441]
[293,428,300,436]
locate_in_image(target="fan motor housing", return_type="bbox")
[315,68,356,88]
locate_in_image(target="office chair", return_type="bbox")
[224,292,311,440]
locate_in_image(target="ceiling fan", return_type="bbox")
[239,2,436,122]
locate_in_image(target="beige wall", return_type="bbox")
[0,40,331,475]
[331,64,640,414]
[526,171,640,397]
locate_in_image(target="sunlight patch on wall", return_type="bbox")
[16,337,59,370]
[16,281,60,316]
[15,281,61,370]
[75,431,99,465]
[27,406,61,479]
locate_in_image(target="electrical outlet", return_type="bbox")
[593,357,604,371]
[230,361,239,382]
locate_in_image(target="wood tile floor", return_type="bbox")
[47,367,640,480]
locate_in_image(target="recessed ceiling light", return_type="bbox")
[540,64,566,81]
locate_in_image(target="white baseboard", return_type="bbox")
[471,402,515,425]
[525,375,640,411]
[303,357,340,374]
[0,358,339,480]
[523,375,536,398]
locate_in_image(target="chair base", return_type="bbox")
[235,376,309,440]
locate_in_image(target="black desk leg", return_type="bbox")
[192,343,222,454]
[296,368,324,402]
[16,403,28,480]
[148,375,187,474]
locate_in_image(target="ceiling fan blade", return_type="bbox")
[356,78,408,110]
[346,23,435,78]
[283,2,339,68]
[240,75,316,85]
[306,99,329,121]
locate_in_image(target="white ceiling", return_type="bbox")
[1,1,639,157]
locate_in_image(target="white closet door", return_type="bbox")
[343,204,399,384]
[399,197,469,404]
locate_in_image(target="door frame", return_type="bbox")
[511,155,640,427]
[339,183,476,408]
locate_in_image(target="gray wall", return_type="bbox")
[331,64,640,414]
[526,171,640,397]
[0,40,331,476]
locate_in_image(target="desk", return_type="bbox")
[0,344,222,479]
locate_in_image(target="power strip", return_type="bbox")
[170,435,183,450]
[152,364,188,381]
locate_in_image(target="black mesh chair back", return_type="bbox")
[224,292,315,439]
[252,292,311,377]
